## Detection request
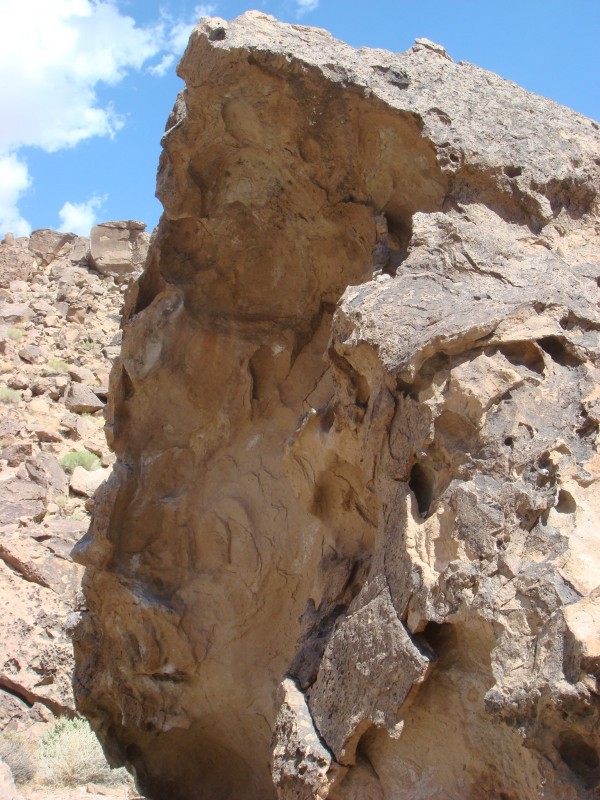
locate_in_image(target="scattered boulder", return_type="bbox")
[0,220,137,735]
[89,221,150,279]
[65,383,105,414]
[70,465,110,498]
[0,478,46,525]
[0,519,84,719]
[0,237,39,288]
[68,364,97,384]
[25,453,69,498]
[0,443,33,468]
[28,229,76,265]
[17,345,42,364]
[0,302,33,324]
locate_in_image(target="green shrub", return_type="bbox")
[0,386,20,404]
[45,358,70,373]
[39,717,130,788]
[6,327,23,340]
[59,449,101,473]
[0,731,38,783]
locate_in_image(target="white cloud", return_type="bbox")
[0,0,216,236]
[149,3,216,73]
[0,0,162,154]
[58,195,106,235]
[0,1,219,154]
[0,154,32,237]
[296,0,319,14]
[148,54,176,79]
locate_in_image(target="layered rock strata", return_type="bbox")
[0,224,148,731]
[73,12,600,800]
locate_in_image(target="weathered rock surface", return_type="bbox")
[0,225,135,732]
[65,383,106,414]
[73,11,600,800]
[89,222,150,280]
[70,466,111,498]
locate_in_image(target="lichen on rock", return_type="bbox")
[73,11,600,800]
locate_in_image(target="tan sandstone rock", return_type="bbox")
[72,11,600,800]
[89,221,150,279]
[65,383,105,414]
[70,465,110,498]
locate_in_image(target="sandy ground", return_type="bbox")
[19,784,146,800]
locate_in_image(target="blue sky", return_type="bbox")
[1,0,598,238]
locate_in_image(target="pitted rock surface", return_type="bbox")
[73,11,600,800]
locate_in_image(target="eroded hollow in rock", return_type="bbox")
[555,731,600,790]
[73,25,449,800]
[408,462,435,517]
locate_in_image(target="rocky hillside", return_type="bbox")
[0,222,148,731]
[62,10,600,800]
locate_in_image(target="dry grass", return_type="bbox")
[42,358,71,375]
[0,386,20,404]
[39,717,132,789]
[0,731,37,783]
[6,327,24,340]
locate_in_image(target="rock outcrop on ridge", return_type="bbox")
[73,12,600,800]
[0,223,148,733]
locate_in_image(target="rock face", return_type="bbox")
[73,12,600,800]
[89,221,150,280]
[0,226,134,732]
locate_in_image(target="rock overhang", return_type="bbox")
[72,11,600,800]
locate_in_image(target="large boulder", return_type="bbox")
[0,478,46,526]
[89,221,150,279]
[27,229,77,265]
[73,11,600,800]
[65,383,105,414]
[69,465,110,498]
[0,237,39,288]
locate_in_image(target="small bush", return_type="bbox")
[0,386,20,404]
[80,339,95,351]
[39,717,130,788]
[45,358,70,373]
[0,731,38,783]
[59,449,101,473]
[6,327,23,341]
